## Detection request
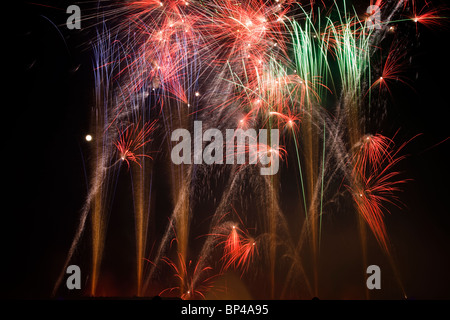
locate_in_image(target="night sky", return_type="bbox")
[7,0,450,299]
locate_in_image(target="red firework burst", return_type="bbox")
[411,5,446,30]
[160,252,218,300]
[203,0,289,63]
[352,134,394,177]
[217,224,257,273]
[210,208,258,274]
[349,162,407,253]
[114,120,157,168]
[370,44,411,96]
[348,135,416,253]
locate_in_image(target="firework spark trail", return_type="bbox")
[90,2,203,295]
[52,154,112,296]
[150,214,221,300]
[53,30,126,295]
[190,163,306,295]
[53,22,163,295]
[330,0,407,296]
[276,0,412,297]
[142,174,192,293]
[279,107,350,297]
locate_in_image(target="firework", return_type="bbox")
[50,0,446,299]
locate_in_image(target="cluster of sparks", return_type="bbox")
[114,120,157,168]
[55,0,447,299]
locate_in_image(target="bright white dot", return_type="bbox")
[359,193,363,197]
[380,76,383,80]
[195,92,200,96]
[187,103,191,107]
[232,225,236,229]
[85,134,92,142]
[414,18,418,23]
